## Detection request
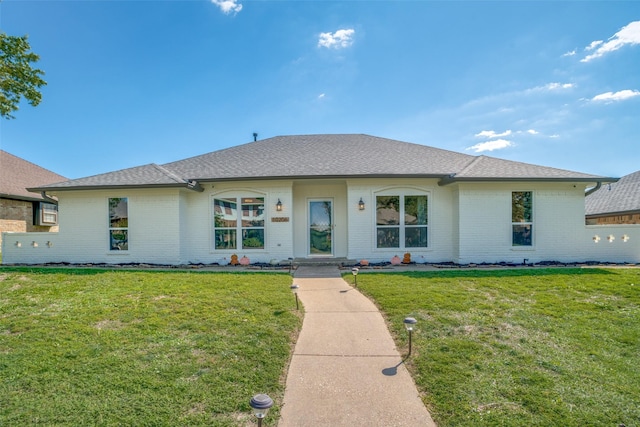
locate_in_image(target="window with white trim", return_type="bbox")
[512,191,532,246]
[109,198,128,250]
[213,197,264,250]
[376,193,428,249]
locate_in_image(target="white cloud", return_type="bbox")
[591,89,640,103]
[466,139,513,152]
[211,0,242,15]
[318,29,355,49]
[318,93,326,100]
[562,49,576,57]
[526,129,539,135]
[581,21,640,62]
[544,82,574,90]
[585,40,604,51]
[475,129,512,139]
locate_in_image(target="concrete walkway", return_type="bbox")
[278,266,436,426]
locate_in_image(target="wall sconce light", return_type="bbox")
[622,234,630,242]
[358,197,365,211]
[276,199,282,212]
[32,241,39,247]
[47,241,54,248]
[607,234,615,243]
[15,241,22,248]
[593,235,601,243]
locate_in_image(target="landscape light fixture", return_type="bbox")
[404,317,417,356]
[276,199,283,212]
[249,393,273,427]
[291,284,300,310]
[358,197,365,210]
[351,267,359,286]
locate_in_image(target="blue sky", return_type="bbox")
[1,1,639,180]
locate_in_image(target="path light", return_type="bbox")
[249,393,273,427]
[290,284,299,310]
[404,317,417,356]
[351,267,359,286]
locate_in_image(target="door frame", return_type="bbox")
[307,198,334,257]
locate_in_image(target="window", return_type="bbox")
[109,198,128,250]
[213,197,264,250]
[34,202,58,226]
[512,191,532,246]
[376,194,428,249]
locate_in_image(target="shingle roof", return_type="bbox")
[28,134,612,191]
[39,163,193,190]
[164,134,475,180]
[0,150,67,201]
[585,170,640,216]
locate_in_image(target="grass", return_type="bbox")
[0,268,299,426]
[347,268,640,427]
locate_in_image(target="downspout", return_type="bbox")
[584,182,601,197]
[41,191,58,204]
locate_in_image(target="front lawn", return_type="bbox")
[0,268,299,426]
[348,268,640,427]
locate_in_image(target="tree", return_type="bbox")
[0,33,47,119]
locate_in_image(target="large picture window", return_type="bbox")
[213,197,264,250]
[512,191,532,246]
[109,198,128,250]
[376,194,428,249]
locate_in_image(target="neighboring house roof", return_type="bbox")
[28,134,614,192]
[585,170,640,217]
[0,150,67,202]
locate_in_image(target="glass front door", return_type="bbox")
[309,200,333,256]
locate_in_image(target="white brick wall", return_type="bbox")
[3,179,639,265]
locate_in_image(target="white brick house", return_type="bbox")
[2,134,639,265]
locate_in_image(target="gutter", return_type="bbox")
[41,191,58,205]
[584,182,602,197]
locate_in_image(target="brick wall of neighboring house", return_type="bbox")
[586,213,640,225]
[0,198,58,251]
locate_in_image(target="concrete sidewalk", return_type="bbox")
[278,266,436,426]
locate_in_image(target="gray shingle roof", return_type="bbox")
[28,134,613,191]
[35,163,192,190]
[585,170,640,216]
[0,150,67,201]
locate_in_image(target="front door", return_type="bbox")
[309,200,333,256]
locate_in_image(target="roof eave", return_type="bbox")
[586,209,640,218]
[0,192,47,202]
[196,173,453,183]
[437,176,619,186]
[27,182,204,193]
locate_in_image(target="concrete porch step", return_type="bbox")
[292,257,356,266]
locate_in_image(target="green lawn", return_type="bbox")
[347,268,640,427]
[0,268,299,426]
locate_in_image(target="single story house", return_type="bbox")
[2,134,639,265]
[586,170,640,225]
[0,150,67,251]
